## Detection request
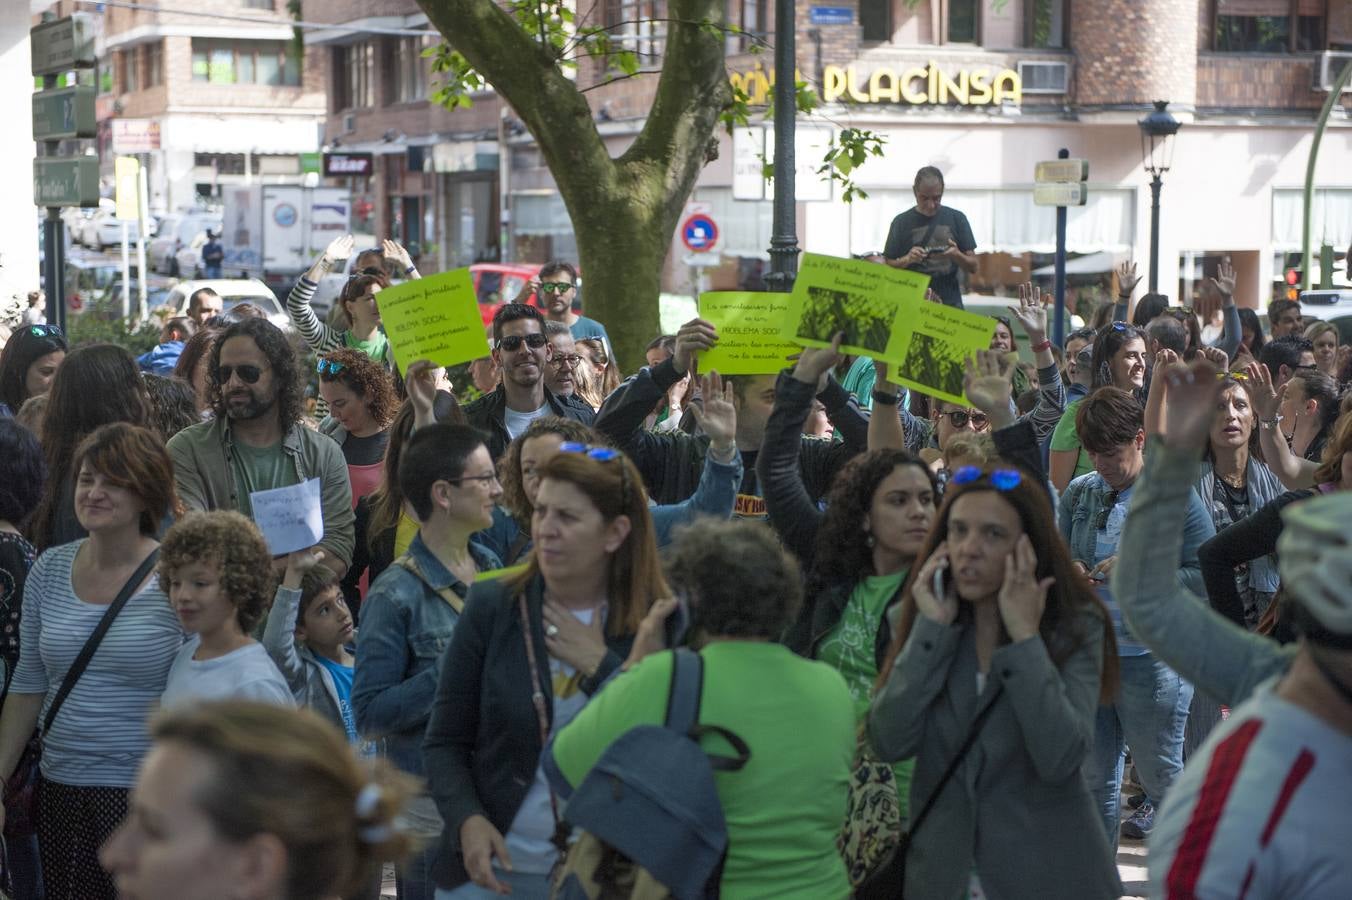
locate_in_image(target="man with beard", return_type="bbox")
[530,260,610,347]
[167,317,354,576]
[464,303,595,460]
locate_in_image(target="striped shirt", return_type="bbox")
[11,541,183,788]
[285,276,392,365]
[1150,678,1352,899]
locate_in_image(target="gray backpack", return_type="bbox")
[549,648,751,900]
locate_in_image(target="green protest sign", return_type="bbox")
[698,292,802,375]
[377,269,489,369]
[781,253,929,361]
[887,300,995,407]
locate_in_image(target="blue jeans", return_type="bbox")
[435,869,552,900]
[1090,653,1192,849]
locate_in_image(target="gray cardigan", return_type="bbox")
[867,612,1120,900]
[262,585,347,731]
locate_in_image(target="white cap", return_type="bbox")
[1277,493,1352,636]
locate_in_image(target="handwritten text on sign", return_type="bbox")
[376,268,489,369]
[698,292,802,375]
[249,477,323,556]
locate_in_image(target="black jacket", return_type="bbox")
[463,385,596,461]
[424,573,634,890]
[594,359,869,506]
[1199,488,1315,629]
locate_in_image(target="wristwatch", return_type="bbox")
[872,389,900,406]
[1259,415,1283,430]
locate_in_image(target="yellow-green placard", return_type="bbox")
[377,268,488,369]
[886,300,996,407]
[475,563,529,583]
[697,292,802,375]
[781,253,929,362]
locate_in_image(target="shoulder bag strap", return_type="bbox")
[43,548,160,736]
[904,681,1003,844]
[665,647,751,772]
[916,216,941,251]
[393,554,465,613]
[516,593,569,855]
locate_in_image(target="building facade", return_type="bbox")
[92,0,327,216]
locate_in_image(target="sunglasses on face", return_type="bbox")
[497,333,549,353]
[951,467,1022,491]
[28,324,63,338]
[539,282,574,294]
[316,359,345,376]
[218,364,266,384]
[352,267,385,278]
[943,410,989,430]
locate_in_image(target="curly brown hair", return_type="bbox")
[318,348,397,428]
[498,417,601,527]
[160,511,278,634]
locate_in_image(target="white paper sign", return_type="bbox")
[249,477,323,555]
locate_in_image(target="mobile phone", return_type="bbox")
[926,245,949,254]
[932,564,948,601]
[664,595,692,648]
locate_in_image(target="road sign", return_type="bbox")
[115,156,140,221]
[809,6,854,25]
[1034,158,1089,183]
[681,213,719,252]
[111,119,162,153]
[33,157,99,207]
[1033,182,1088,207]
[30,15,97,76]
[32,86,96,140]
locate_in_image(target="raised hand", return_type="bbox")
[924,287,941,304]
[1158,358,1223,451]
[687,370,737,453]
[282,547,324,589]
[791,332,845,392]
[997,535,1053,642]
[381,239,413,270]
[1014,283,1048,342]
[1209,260,1236,300]
[1198,345,1230,370]
[672,318,719,376]
[963,350,1015,427]
[1244,361,1281,422]
[912,542,957,626]
[322,234,355,266]
[1116,260,1142,298]
[404,359,439,426]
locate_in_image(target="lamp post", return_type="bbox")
[763,0,799,292]
[1137,100,1181,295]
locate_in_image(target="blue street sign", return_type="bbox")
[809,6,853,25]
[681,213,719,252]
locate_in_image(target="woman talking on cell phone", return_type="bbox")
[866,464,1121,900]
[883,167,978,309]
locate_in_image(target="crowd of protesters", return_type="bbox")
[0,192,1348,900]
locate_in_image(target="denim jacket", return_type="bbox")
[352,533,501,776]
[1059,470,1215,601]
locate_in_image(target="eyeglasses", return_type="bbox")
[943,410,989,430]
[1218,371,1248,380]
[559,441,631,505]
[218,364,266,384]
[549,354,583,369]
[497,333,549,353]
[951,467,1022,491]
[28,324,63,338]
[1095,490,1121,531]
[539,282,574,294]
[449,472,500,487]
[316,359,345,376]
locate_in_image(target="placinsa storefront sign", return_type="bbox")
[730,61,1022,107]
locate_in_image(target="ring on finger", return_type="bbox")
[546,624,560,638]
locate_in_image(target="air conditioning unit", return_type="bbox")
[1314,51,1352,92]
[343,113,356,133]
[1018,60,1069,94]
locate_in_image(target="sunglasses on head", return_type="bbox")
[497,333,549,353]
[28,324,63,339]
[352,267,385,278]
[951,467,1022,491]
[316,359,345,377]
[219,364,265,384]
[539,282,574,294]
[559,441,631,504]
[943,410,989,430]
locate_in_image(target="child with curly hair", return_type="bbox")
[159,511,293,709]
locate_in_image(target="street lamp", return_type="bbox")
[763,0,799,291]
[1138,100,1182,295]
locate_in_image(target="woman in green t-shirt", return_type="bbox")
[1050,322,1148,491]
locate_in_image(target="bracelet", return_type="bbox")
[404,265,417,276]
[1030,339,1052,353]
[1259,415,1283,430]
[872,390,900,406]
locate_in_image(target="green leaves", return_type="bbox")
[426,43,483,110]
[817,128,886,203]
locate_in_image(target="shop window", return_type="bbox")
[192,39,300,85]
[333,42,375,109]
[1212,0,1324,53]
[1025,0,1066,48]
[603,0,666,61]
[145,41,163,88]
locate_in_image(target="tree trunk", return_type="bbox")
[417,0,730,373]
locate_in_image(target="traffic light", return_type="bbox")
[1285,268,1300,301]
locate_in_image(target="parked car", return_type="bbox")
[72,202,152,250]
[1299,289,1352,345]
[64,257,122,312]
[162,278,291,333]
[149,212,222,274]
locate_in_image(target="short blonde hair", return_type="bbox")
[943,432,996,470]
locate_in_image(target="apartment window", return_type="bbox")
[386,36,429,104]
[242,0,274,9]
[948,0,978,44]
[120,48,140,92]
[603,0,666,60]
[145,41,164,87]
[1213,0,1325,53]
[334,42,375,109]
[726,0,767,53]
[191,39,300,85]
[1026,0,1066,48]
[860,0,891,42]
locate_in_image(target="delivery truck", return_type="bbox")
[220,185,350,294]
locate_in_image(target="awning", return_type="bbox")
[1032,251,1118,275]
